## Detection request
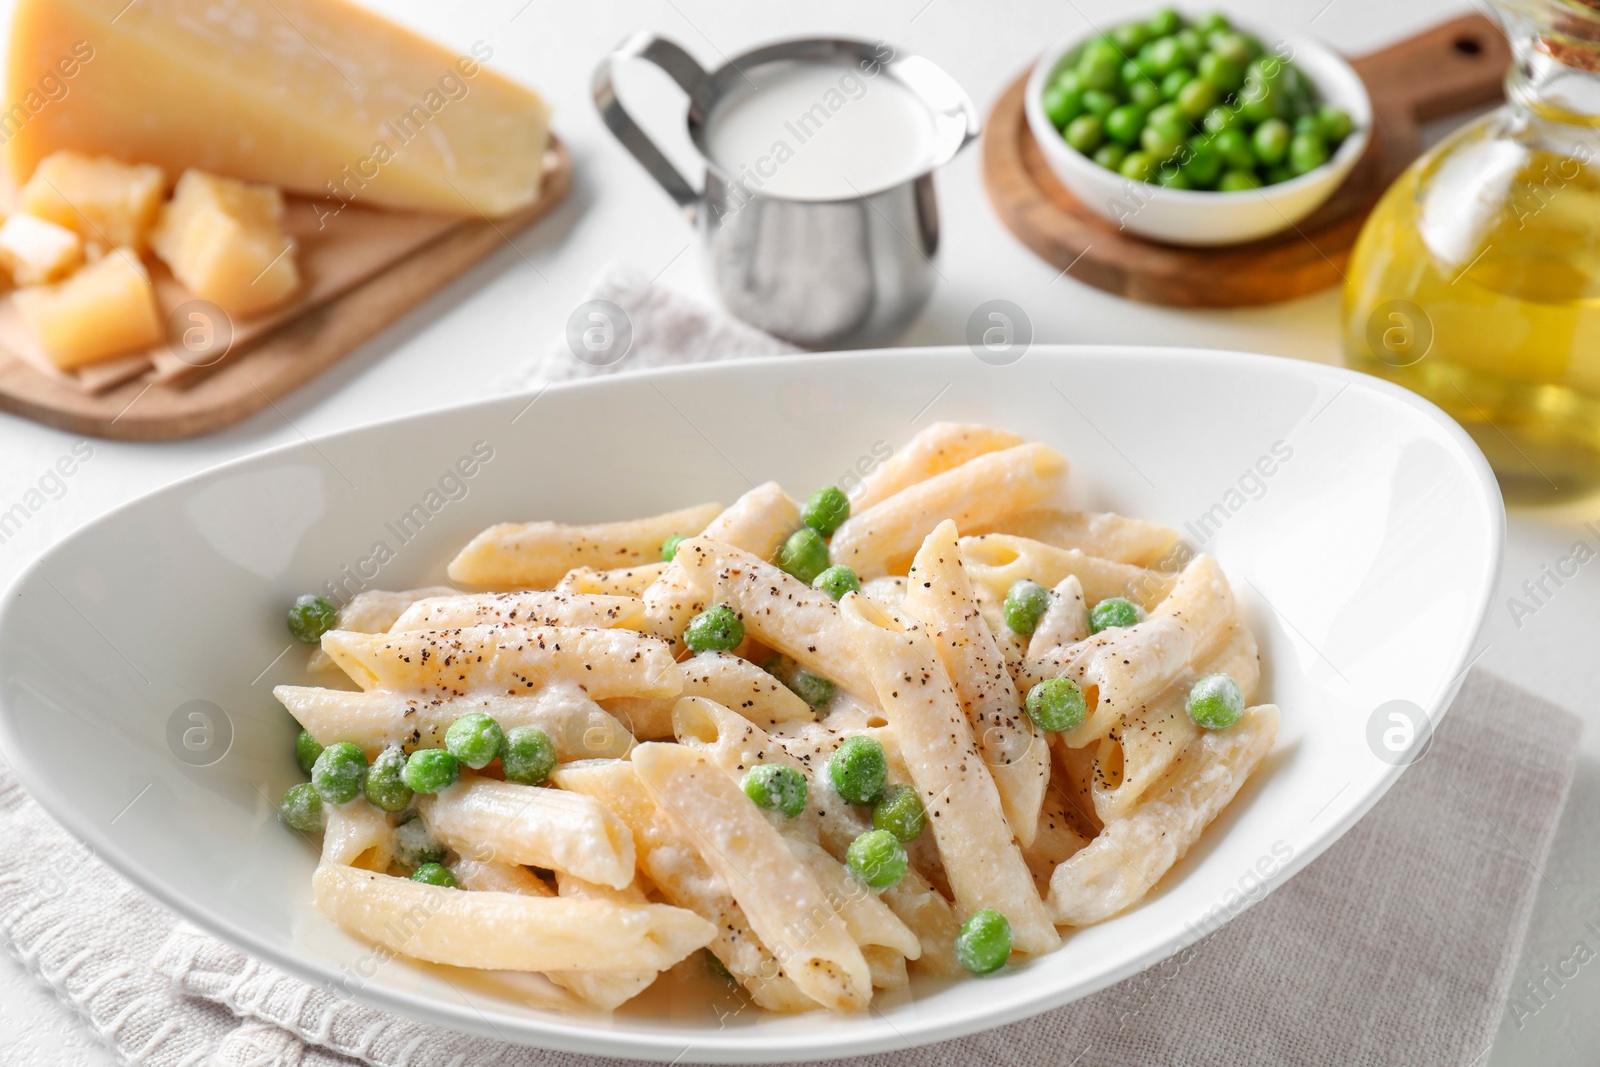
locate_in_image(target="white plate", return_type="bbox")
[0,347,1502,1062]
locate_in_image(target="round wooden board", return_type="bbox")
[982,14,1510,307]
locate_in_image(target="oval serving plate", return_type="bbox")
[0,347,1502,1062]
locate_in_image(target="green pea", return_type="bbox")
[1054,69,1083,95]
[828,735,887,805]
[846,829,908,889]
[502,725,557,785]
[1197,51,1245,93]
[1160,66,1194,101]
[743,764,808,818]
[1247,55,1285,84]
[1025,677,1088,733]
[410,862,458,887]
[1176,77,1218,121]
[401,748,459,794]
[1064,114,1104,154]
[393,815,446,867]
[1252,118,1291,165]
[1103,103,1144,146]
[1079,89,1118,118]
[787,666,835,708]
[311,741,366,804]
[802,486,850,537]
[1293,113,1321,137]
[1209,31,1255,66]
[871,783,926,842]
[1002,579,1050,635]
[1111,21,1149,53]
[1288,130,1329,175]
[1118,59,1143,90]
[1119,150,1157,182]
[684,603,744,653]
[445,712,505,770]
[364,746,414,812]
[1217,169,1264,191]
[1138,36,1185,77]
[1043,83,1083,128]
[1317,104,1353,143]
[1141,103,1188,161]
[955,908,1012,974]
[287,594,337,644]
[1202,104,1240,135]
[1147,8,1183,38]
[1196,12,1231,35]
[1186,673,1245,729]
[660,534,687,562]
[812,564,861,601]
[278,782,325,833]
[1129,78,1164,111]
[1157,166,1193,189]
[1265,163,1296,184]
[777,527,830,585]
[1211,127,1254,170]
[295,730,324,775]
[1093,143,1128,170]
[1076,38,1123,91]
[1089,596,1139,633]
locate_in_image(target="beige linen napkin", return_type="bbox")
[0,270,1581,1065]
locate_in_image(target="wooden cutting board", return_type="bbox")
[983,14,1510,307]
[0,137,570,441]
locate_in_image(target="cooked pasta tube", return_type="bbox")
[959,534,1176,610]
[1027,575,1090,660]
[320,800,393,871]
[556,562,670,597]
[640,482,801,650]
[306,586,457,671]
[901,520,1049,847]
[548,873,661,1011]
[631,742,873,1012]
[452,858,554,895]
[311,864,715,972]
[850,423,1024,511]
[830,443,1068,578]
[1093,620,1260,822]
[1048,704,1279,926]
[970,509,1180,568]
[416,773,636,890]
[680,651,815,726]
[274,683,634,761]
[1021,789,1090,896]
[390,591,644,632]
[862,945,909,990]
[671,537,877,703]
[319,624,681,702]
[448,503,723,589]
[551,759,813,1013]
[838,594,1059,955]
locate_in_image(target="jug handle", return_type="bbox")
[593,33,709,222]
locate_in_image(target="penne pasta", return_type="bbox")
[959,533,1176,610]
[311,864,715,972]
[1048,704,1280,926]
[640,482,802,651]
[274,682,635,761]
[1027,575,1090,660]
[631,742,873,1012]
[320,800,393,871]
[838,594,1059,956]
[306,586,457,671]
[1021,789,1090,896]
[417,773,637,889]
[319,624,682,702]
[600,696,678,741]
[452,858,555,896]
[970,508,1180,568]
[556,562,670,597]
[901,520,1049,847]
[830,443,1068,578]
[448,503,723,589]
[680,651,815,726]
[850,423,1024,511]
[547,873,662,1010]
[390,591,645,632]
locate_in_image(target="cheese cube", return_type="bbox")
[152,170,299,318]
[14,252,164,369]
[0,213,83,285]
[6,0,550,217]
[20,152,165,250]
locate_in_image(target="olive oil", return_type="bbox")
[1344,119,1600,504]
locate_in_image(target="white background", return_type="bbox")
[0,0,1595,1064]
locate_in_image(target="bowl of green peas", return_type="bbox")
[1023,8,1370,246]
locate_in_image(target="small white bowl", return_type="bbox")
[1024,19,1372,247]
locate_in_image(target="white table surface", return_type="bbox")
[0,1,1593,1063]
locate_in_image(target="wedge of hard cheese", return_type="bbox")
[6,0,550,217]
